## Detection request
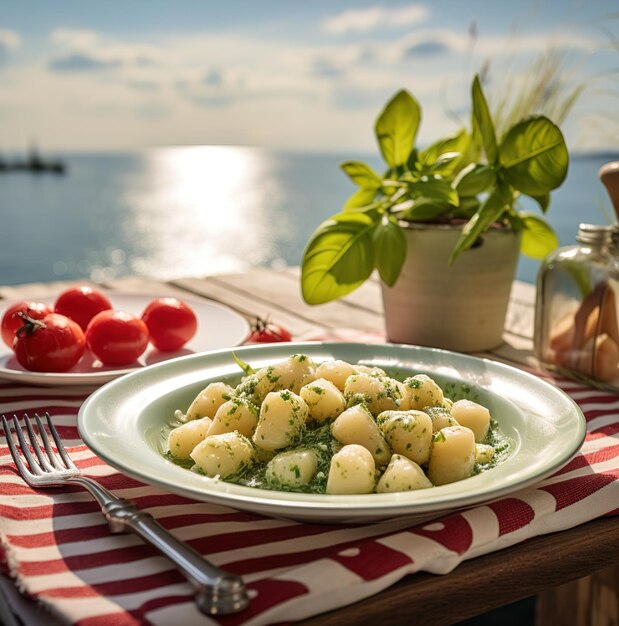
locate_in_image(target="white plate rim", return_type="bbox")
[0,292,250,385]
[78,342,587,522]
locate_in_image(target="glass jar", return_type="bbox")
[534,223,619,389]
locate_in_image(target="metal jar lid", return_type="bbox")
[576,223,618,246]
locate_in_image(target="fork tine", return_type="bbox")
[34,413,65,470]
[23,413,55,472]
[7,415,43,476]
[45,413,77,470]
[2,415,36,481]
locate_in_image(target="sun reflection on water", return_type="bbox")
[120,145,287,280]
[0,148,608,287]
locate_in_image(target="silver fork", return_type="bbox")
[1,413,249,616]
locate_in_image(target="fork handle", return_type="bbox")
[69,478,248,615]
[107,500,249,615]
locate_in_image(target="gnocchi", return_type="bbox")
[326,444,375,494]
[266,449,318,488]
[402,374,444,410]
[185,382,234,420]
[190,432,254,479]
[450,399,491,442]
[251,354,316,403]
[300,378,346,423]
[344,373,404,414]
[164,354,511,495]
[378,410,433,465]
[315,359,355,391]
[427,425,476,486]
[168,417,213,460]
[331,404,391,465]
[376,454,433,493]
[208,397,259,438]
[252,390,308,451]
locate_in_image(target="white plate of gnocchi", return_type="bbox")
[78,342,586,523]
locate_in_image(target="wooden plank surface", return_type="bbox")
[211,268,384,331]
[171,275,328,337]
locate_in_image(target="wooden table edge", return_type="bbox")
[298,515,619,625]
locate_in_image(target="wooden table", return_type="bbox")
[1,269,617,626]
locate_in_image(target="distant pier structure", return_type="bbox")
[0,145,66,174]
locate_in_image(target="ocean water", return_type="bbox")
[1,147,617,288]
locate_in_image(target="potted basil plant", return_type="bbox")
[300,75,569,352]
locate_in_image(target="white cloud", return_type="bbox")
[324,4,429,34]
[367,27,599,65]
[0,22,611,152]
[473,30,598,56]
[51,28,100,49]
[48,27,164,72]
[49,53,121,72]
[0,28,20,59]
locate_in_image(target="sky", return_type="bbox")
[0,0,617,154]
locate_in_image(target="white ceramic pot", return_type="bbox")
[381,223,521,352]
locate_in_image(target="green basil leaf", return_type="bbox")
[412,177,459,206]
[499,116,568,195]
[530,192,550,213]
[393,197,449,221]
[406,148,420,171]
[456,130,483,172]
[469,122,484,169]
[458,196,482,218]
[340,161,382,190]
[301,211,379,304]
[453,163,496,196]
[427,152,461,172]
[381,179,406,197]
[419,129,469,165]
[232,352,255,376]
[506,211,526,230]
[343,187,378,211]
[373,215,407,286]
[449,187,509,264]
[471,75,498,165]
[519,212,559,259]
[375,90,421,168]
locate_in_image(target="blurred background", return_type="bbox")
[0,0,618,286]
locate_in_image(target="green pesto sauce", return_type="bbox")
[443,382,479,403]
[164,416,512,494]
[229,423,342,493]
[162,362,512,494]
[473,419,513,474]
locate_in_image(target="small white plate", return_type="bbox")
[0,293,249,386]
[78,342,587,523]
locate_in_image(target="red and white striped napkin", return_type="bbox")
[1,356,618,626]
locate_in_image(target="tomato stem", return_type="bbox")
[252,315,271,332]
[15,311,46,337]
[249,315,291,342]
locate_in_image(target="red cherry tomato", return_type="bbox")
[54,286,113,331]
[1,301,53,348]
[13,313,85,372]
[247,317,292,343]
[141,297,198,352]
[86,310,149,365]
